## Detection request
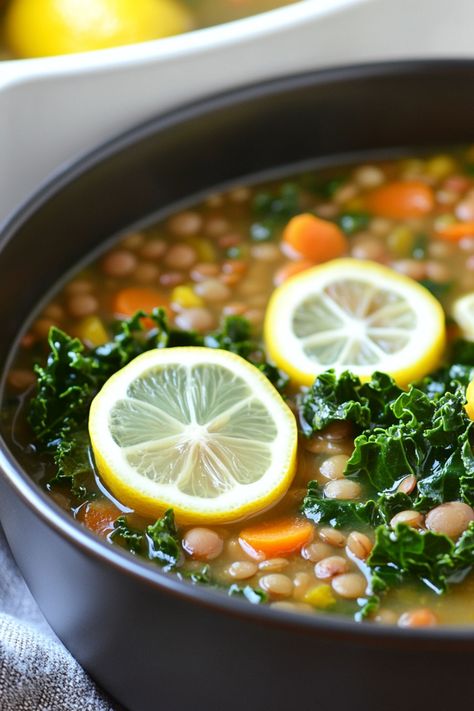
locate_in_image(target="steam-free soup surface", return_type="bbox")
[5,148,474,628]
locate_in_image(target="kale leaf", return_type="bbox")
[146,509,182,569]
[250,182,301,241]
[299,369,402,436]
[112,509,181,570]
[228,584,268,604]
[367,522,474,597]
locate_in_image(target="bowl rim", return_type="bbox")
[2,58,474,645]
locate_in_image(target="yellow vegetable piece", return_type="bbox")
[304,585,336,609]
[387,226,414,258]
[171,285,204,309]
[466,381,474,421]
[184,237,217,263]
[5,0,191,58]
[76,316,109,347]
[425,155,457,179]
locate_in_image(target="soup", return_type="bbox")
[5,148,474,628]
[0,0,299,59]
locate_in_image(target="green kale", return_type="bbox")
[146,509,182,569]
[367,522,474,597]
[49,430,94,499]
[179,565,212,585]
[302,482,411,529]
[250,182,300,241]
[112,510,181,570]
[300,366,474,615]
[336,211,371,235]
[299,369,402,436]
[228,584,268,604]
[111,516,145,554]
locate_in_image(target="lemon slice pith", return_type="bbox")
[264,259,446,387]
[453,292,474,341]
[89,348,297,523]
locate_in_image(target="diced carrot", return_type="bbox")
[437,222,474,241]
[282,213,348,262]
[365,181,434,219]
[113,287,170,328]
[77,499,122,537]
[274,260,314,286]
[239,517,313,559]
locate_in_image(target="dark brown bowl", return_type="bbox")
[1,61,474,711]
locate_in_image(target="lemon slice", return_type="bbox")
[452,293,474,341]
[264,259,445,387]
[466,380,474,420]
[89,348,297,523]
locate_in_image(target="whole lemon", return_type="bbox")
[5,0,192,58]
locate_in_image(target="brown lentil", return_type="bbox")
[331,573,367,599]
[139,239,167,260]
[175,308,215,332]
[194,278,231,303]
[102,250,137,277]
[67,294,99,319]
[319,454,349,481]
[324,479,361,500]
[259,573,293,598]
[319,528,346,547]
[398,608,438,628]
[301,541,334,562]
[164,244,197,270]
[182,528,223,561]
[390,510,425,528]
[397,475,417,495]
[228,561,258,580]
[190,263,220,281]
[167,211,202,236]
[346,531,373,560]
[425,502,474,539]
[258,558,289,573]
[315,556,348,580]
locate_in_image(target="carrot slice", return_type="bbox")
[437,222,474,241]
[282,213,348,262]
[113,287,170,327]
[274,259,314,286]
[239,517,313,559]
[77,499,122,537]
[365,181,434,219]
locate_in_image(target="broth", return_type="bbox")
[5,148,474,627]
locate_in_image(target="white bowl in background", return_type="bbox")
[1,0,474,222]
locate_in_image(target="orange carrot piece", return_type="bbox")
[365,181,434,219]
[274,259,314,286]
[437,222,474,241]
[113,287,170,327]
[239,517,313,559]
[77,499,122,537]
[282,213,348,262]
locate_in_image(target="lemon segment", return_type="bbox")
[466,381,474,421]
[264,259,446,387]
[452,293,474,341]
[5,0,191,58]
[89,348,297,523]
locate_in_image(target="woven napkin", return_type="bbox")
[0,525,117,711]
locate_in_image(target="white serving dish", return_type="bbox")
[1,0,474,222]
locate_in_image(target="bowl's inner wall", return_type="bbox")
[1,63,474,366]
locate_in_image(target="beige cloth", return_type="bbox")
[0,526,117,711]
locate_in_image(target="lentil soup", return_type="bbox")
[6,148,474,628]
